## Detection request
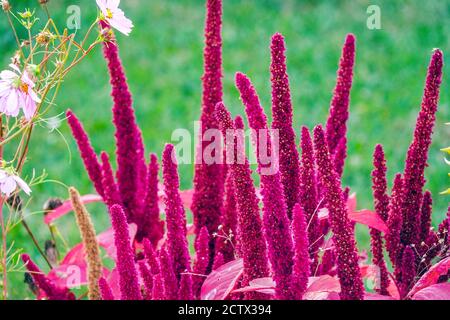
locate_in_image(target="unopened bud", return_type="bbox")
[43,197,63,212]
[1,0,11,12]
[39,0,50,4]
[36,30,55,45]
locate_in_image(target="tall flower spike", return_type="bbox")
[22,254,75,300]
[420,191,433,244]
[152,273,164,300]
[236,72,294,299]
[290,204,310,300]
[299,126,320,269]
[100,152,122,208]
[215,103,269,297]
[216,169,237,263]
[313,125,364,300]
[162,144,191,278]
[386,174,404,268]
[333,137,347,178]
[69,187,103,300]
[98,277,115,300]
[400,246,417,298]
[370,145,390,295]
[212,252,224,270]
[191,0,224,257]
[270,33,301,219]
[138,260,153,300]
[325,34,356,154]
[159,247,179,300]
[143,238,160,275]
[66,110,104,198]
[401,49,443,246]
[139,153,164,244]
[193,226,210,297]
[179,274,193,300]
[102,29,147,223]
[109,204,142,300]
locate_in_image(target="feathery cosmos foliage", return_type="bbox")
[313,125,364,300]
[191,0,224,252]
[369,145,390,295]
[162,144,191,277]
[401,49,443,247]
[290,204,310,300]
[215,103,269,296]
[22,254,75,300]
[109,204,142,300]
[236,71,294,299]
[325,34,355,155]
[270,33,301,219]
[69,187,102,300]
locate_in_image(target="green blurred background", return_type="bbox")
[0,0,449,299]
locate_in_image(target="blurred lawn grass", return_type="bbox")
[0,0,449,299]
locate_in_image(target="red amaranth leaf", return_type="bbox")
[305,275,341,295]
[412,283,450,300]
[408,257,450,296]
[348,210,388,233]
[44,194,103,224]
[231,277,276,296]
[200,258,244,300]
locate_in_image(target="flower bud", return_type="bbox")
[1,0,11,12]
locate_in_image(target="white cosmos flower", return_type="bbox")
[0,169,31,197]
[0,64,40,120]
[96,0,134,36]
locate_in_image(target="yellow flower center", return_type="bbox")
[106,8,113,19]
[20,83,29,94]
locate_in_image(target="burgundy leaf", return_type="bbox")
[200,258,244,300]
[409,257,450,297]
[412,283,450,300]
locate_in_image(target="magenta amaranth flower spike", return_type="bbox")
[98,277,115,300]
[109,204,142,300]
[401,49,443,246]
[290,204,311,300]
[370,144,390,295]
[400,246,417,298]
[193,227,210,295]
[191,0,225,254]
[235,72,294,299]
[138,261,153,300]
[270,33,301,219]
[139,153,164,244]
[333,137,347,178]
[102,31,147,223]
[216,170,237,263]
[152,273,164,300]
[179,274,193,300]
[212,252,224,270]
[386,174,404,268]
[162,144,191,278]
[325,34,355,155]
[159,247,179,300]
[313,125,364,300]
[22,254,75,300]
[420,191,433,244]
[318,249,336,276]
[100,152,122,208]
[299,126,320,269]
[66,110,104,198]
[143,238,160,275]
[215,103,269,297]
